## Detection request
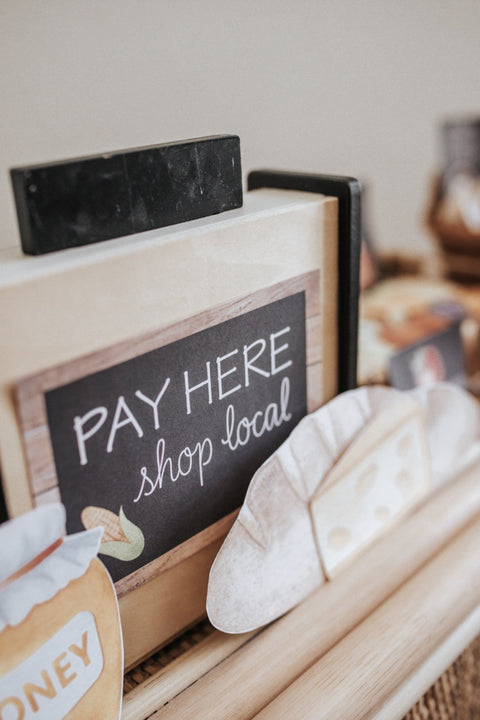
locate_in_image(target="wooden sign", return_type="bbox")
[17,280,311,586]
[0,180,359,665]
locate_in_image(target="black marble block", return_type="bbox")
[10,135,243,255]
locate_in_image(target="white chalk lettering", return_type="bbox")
[221,376,292,451]
[134,436,213,501]
[135,378,170,430]
[184,362,213,415]
[106,396,144,454]
[216,349,241,400]
[243,338,269,387]
[270,326,293,375]
[73,407,108,466]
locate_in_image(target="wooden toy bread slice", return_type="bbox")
[309,395,431,579]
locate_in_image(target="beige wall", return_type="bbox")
[1,0,479,255]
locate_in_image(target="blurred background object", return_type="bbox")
[427,118,480,281]
[358,122,480,394]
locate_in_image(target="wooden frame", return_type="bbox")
[0,180,359,666]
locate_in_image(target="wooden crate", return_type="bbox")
[0,183,355,669]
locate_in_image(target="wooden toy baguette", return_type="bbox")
[207,383,480,633]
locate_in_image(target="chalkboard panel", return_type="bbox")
[43,292,306,583]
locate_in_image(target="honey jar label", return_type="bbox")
[0,611,103,719]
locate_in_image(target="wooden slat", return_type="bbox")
[122,629,257,720]
[22,425,56,493]
[307,362,323,413]
[121,535,227,671]
[370,604,480,720]
[319,193,338,403]
[148,460,480,720]
[306,315,321,365]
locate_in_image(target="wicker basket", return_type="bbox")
[404,634,480,720]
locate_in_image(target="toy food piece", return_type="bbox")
[207,383,480,633]
[0,504,123,719]
[310,396,430,579]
